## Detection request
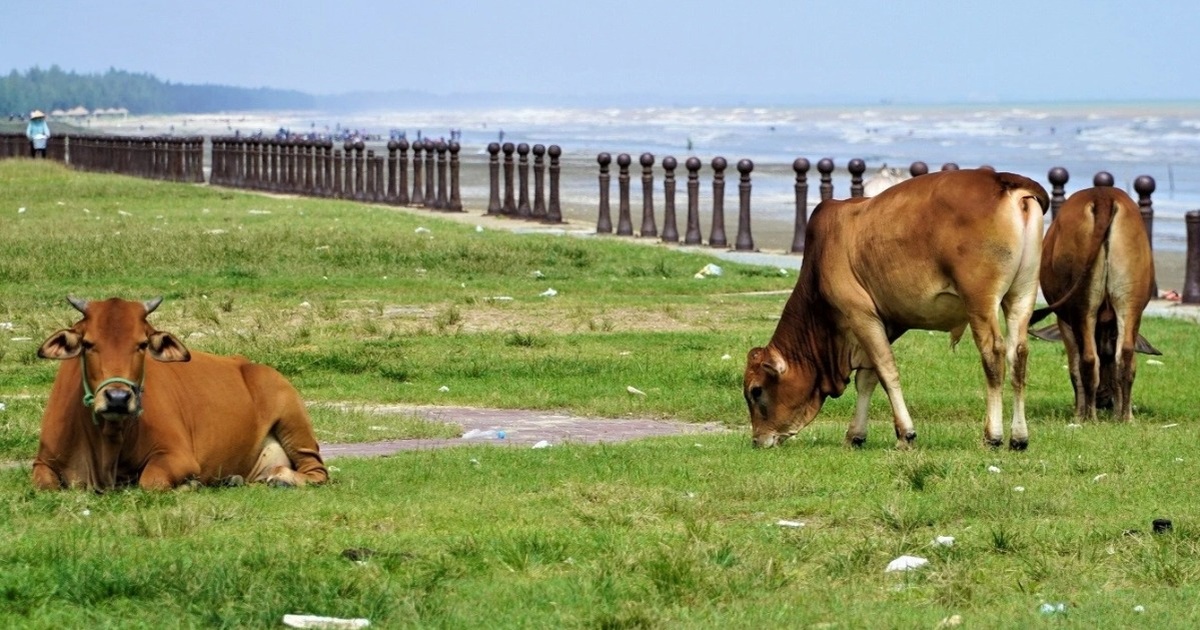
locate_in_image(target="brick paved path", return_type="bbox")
[322,405,729,458]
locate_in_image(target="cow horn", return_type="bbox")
[144,296,163,315]
[67,295,89,314]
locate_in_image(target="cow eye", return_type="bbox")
[80,339,94,351]
[750,386,763,400]
[137,341,149,351]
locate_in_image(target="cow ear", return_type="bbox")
[148,331,191,363]
[762,347,788,378]
[38,329,83,360]
[1135,334,1162,356]
[1029,324,1062,342]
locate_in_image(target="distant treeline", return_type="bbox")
[0,66,316,116]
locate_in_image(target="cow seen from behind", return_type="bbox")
[1030,186,1160,421]
[744,169,1050,449]
[34,296,328,491]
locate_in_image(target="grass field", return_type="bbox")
[1,159,1198,628]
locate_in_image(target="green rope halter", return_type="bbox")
[79,355,145,425]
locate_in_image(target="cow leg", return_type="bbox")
[31,461,64,490]
[967,309,1007,448]
[1002,292,1037,450]
[848,321,916,449]
[845,368,878,447]
[1078,312,1100,421]
[139,456,201,491]
[1113,309,1142,422]
[1057,320,1087,417]
[244,365,328,486]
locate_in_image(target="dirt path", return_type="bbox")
[322,405,729,458]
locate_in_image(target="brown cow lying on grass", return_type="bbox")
[1030,186,1160,421]
[744,169,1049,449]
[33,296,328,491]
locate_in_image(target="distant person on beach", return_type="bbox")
[25,110,50,158]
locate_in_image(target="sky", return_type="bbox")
[4,0,1199,106]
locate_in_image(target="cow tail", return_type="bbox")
[1030,197,1118,325]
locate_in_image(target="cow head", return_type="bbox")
[38,296,191,421]
[744,346,823,448]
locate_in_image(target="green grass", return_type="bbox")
[1,160,1199,627]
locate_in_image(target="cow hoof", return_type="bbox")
[983,437,1003,449]
[894,433,916,450]
[267,476,297,489]
[1009,438,1028,451]
[845,435,867,448]
[224,475,245,487]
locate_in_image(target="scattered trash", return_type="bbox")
[778,268,789,276]
[531,270,545,278]
[1092,473,1108,483]
[248,209,272,215]
[17,207,26,213]
[369,426,390,431]
[1152,518,1173,534]
[885,555,929,572]
[462,429,505,440]
[0,322,12,330]
[469,458,480,467]
[437,385,450,393]
[81,509,91,517]
[1176,458,1185,463]
[1066,423,1082,429]
[414,227,431,234]
[204,228,228,235]
[933,536,955,547]
[1146,359,1164,366]
[694,263,723,278]
[776,519,805,528]
[1134,605,1145,613]
[987,465,1001,473]
[1039,602,1067,615]
[1159,289,1181,302]
[299,301,312,308]
[10,337,31,342]
[475,225,484,232]
[720,354,732,360]
[118,210,133,216]
[626,386,646,396]
[1161,423,1179,429]
[539,288,558,297]
[618,351,632,356]
[487,296,514,302]
[532,440,551,449]
[1013,486,1025,492]
[282,614,370,629]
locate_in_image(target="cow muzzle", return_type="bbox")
[83,376,144,422]
[98,385,140,416]
[752,432,792,449]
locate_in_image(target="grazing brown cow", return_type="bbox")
[744,169,1049,449]
[33,296,328,490]
[1030,186,1160,421]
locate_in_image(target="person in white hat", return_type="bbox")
[25,110,51,158]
